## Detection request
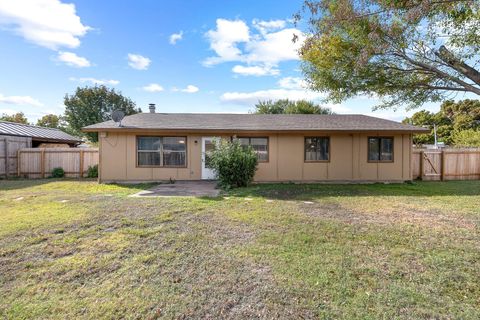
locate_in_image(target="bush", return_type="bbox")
[209,138,258,189]
[86,164,98,178]
[51,167,65,178]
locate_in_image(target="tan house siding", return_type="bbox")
[97,131,412,183]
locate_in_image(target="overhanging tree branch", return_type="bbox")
[435,45,480,86]
[397,52,480,95]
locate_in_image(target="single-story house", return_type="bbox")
[83,106,428,183]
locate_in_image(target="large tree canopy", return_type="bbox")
[254,99,333,114]
[298,0,480,109]
[64,85,141,142]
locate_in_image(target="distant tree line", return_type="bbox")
[403,99,480,147]
[253,99,333,114]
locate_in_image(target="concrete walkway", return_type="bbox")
[131,181,220,198]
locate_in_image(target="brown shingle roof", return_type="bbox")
[0,121,82,143]
[83,113,428,133]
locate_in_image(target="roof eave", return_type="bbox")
[82,127,429,134]
[31,137,83,144]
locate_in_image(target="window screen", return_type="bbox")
[305,137,329,161]
[236,137,268,162]
[137,136,186,167]
[368,137,393,161]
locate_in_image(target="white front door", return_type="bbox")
[201,137,217,180]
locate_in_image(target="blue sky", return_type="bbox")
[0,0,467,123]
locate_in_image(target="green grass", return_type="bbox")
[0,180,479,319]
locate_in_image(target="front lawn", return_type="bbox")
[1,180,479,319]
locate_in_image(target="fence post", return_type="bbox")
[4,137,8,178]
[41,149,45,178]
[79,149,84,178]
[420,150,425,180]
[441,150,445,181]
[17,149,21,176]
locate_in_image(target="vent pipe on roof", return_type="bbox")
[149,103,156,113]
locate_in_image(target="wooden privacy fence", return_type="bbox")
[17,148,99,178]
[0,136,31,177]
[412,149,480,181]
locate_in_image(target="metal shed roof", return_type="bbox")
[0,121,82,143]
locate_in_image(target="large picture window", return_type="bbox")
[237,137,269,162]
[368,137,393,162]
[137,136,186,167]
[305,137,330,161]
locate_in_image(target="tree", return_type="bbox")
[254,99,333,114]
[298,1,480,110]
[36,114,61,128]
[452,129,480,147]
[440,99,480,131]
[403,99,480,145]
[64,85,141,142]
[254,100,288,114]
[0,112,29,124]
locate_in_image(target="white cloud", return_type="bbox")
[57,51,91,67]
[0,0,90,50]
[127,53,151,70]
[182,85,199,93]
[69,77,119,85]
[220,89,326,105]
[204,18,304,76]
[0,93,43,107]
[169,31,183,44]
[203,19,250,66]
[172,85,199,93]
[245,28,304,64]
[252,19,286,34]
[232,65,279,76]
[182,84,200,93]
[277,77,307,89]
[220,88,352,114]
[142,83,164,92]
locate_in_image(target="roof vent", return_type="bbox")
[149,103,156,113]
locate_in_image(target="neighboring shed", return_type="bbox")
[0,121,82,177]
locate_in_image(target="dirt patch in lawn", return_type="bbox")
[298,200,477,231]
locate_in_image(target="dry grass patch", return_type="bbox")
[1,180,480,319]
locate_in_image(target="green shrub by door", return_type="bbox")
[208,139,258,189]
